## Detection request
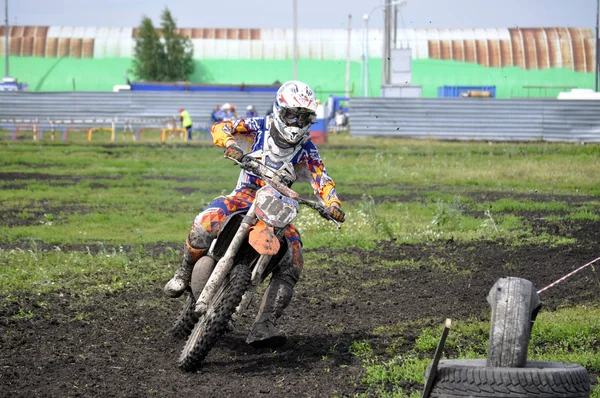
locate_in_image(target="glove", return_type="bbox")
[326,205,345,223]
[224,143,244,161]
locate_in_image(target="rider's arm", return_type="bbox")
[211,118,262,148]
[302,142,342,208]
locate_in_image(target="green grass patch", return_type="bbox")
[0,246,179,299]
[2,139,599,249]
[351,306,600,397]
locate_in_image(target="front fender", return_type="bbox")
[248,220,280,255]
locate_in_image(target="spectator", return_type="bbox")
[213,103,230,123]
[245,105,258,118]
[179,108,193,140]
[228,104,238,120]
[335,109,348,128]
[210,105,220,124]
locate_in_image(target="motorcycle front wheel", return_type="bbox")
[170,289,198,340]
[177,264,251,372]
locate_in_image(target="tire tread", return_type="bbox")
[429,359,590,398]
[177,265,251,372]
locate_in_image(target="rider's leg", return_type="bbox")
[247,226,302,347]
[164,189,256,298]
[163,212,216,298]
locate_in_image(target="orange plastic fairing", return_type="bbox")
[249,220,280,255]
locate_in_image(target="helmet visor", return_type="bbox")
[278,108,316,128]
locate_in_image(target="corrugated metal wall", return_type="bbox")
[349,98,600,142]
[0,91,275,126]
[2,93,599,143]
[1,25,595,71]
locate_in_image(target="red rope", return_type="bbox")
[537,256,600,294]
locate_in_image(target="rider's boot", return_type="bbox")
[164,238,204,298]
[246,277,294,348]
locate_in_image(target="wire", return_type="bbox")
[537,256,600,294]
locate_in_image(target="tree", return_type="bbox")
[132,17,165,81]
[132,9,194,82]
[160,8,195,81]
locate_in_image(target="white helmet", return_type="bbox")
[272,80,318,146]
[221,103,231,111]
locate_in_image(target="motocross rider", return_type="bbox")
[164,80,345,347]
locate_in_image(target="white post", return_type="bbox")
[362,0,408,97]
[4,0,8,77]
[595,0,599,91]
[345,14,352,97]
[382,0,393,86]
[293,0,298,80]
[363,14,369,97]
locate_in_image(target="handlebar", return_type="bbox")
[226,155,341,229]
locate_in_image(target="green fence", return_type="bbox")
[2,56,594,99]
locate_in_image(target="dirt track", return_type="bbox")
[2,190,600,397]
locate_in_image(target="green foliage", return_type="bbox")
[132,17,164,81]
[349,340,373,358]
[352,307,600,397]
[529,306,600,371]
[350,338,427,398]
[0,246,179,298]
[1,140,599,249]
[159,8,195,81]
[132,8,194,82]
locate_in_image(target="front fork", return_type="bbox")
[194,203,259,315]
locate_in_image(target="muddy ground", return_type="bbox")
[1,181,599,397]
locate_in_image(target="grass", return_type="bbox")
[1,137,600,396]
[0,245,178,297]
[348,307,600,397]
[3,138,599,248]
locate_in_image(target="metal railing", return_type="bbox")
[348,97,600,143]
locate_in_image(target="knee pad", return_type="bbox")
[189,216,213,250]
[183,220,212,264]
[271,239,302,285]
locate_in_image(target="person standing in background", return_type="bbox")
[210,105,221,124]
[228,104,238,120]
[245,105,258,118]
[179,108,193,140]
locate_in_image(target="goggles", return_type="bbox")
[279,108,316,127]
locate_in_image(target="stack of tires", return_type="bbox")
[426,277,591,397]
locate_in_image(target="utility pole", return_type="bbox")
[363,13,369,96]
[393,4,398,48]
[345,14,351,97]
[594,0,600,92]
[4,0,8,77]
[293,0,298,80]
[382,0,391,86]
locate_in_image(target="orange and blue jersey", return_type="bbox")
[211,116,342,208]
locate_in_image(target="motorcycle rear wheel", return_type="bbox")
[177,264,251,372]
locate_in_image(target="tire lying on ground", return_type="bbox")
[426,359,590,398]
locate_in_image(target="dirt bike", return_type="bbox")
[172,154,341,372]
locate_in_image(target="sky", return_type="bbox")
[7,0,598,30]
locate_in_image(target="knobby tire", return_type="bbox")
[177,264,251,372]
[170,289,198,340]
[427,359,590,398]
